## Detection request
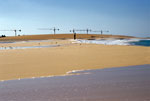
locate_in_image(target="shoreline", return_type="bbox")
[0,34,150,81]
[0,39,150,81]
[1,64,150,101]
[0,64,149,82]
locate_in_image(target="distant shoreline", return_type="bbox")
[0,34,136,41]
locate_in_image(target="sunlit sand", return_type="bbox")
[0,34,149,81]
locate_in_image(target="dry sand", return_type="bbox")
[0,34,135,41]
[0,34,149,81]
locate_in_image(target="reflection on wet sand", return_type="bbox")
[0,65,150,101]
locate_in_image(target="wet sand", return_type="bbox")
[0,39,150,81]
[0,65,150,101]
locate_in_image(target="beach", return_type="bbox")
[1,0,149,100]
[0,34,150,81]
[0,34,150,101]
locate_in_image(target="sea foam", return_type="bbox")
[76,39,150,46]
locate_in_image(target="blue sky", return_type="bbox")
[0,0,150,37]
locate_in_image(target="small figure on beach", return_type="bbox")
[74,33,76,40]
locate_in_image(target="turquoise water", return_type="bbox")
[129,40,150,46]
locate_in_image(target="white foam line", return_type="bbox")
[66,69,92,75]
[0,69,91,82]
[0,75,65,82]
[0,80,4,82]
[18,78,21,80]
[70,39,81,44]
[66,70,85,74]
[74,39,146,46]
[31,77,36,79]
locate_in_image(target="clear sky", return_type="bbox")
[0,0,150,37]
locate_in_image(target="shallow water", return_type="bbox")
[0,40,59,50]
[0,45,59,50]
[0,40,52,44]
[0,65,150,101]
[0,41,14,44]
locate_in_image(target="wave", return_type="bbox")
[76,39,150,46]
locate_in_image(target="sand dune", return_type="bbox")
[0,34,135,41]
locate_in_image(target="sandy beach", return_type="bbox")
[0,34,135,41]
[0,34,150,81]
[1,0,149,100]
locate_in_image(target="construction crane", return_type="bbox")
[0,29,21,36]
[85,29,92,34]
[38,27,60,34]
[70,29,76,34]
[92,30,109,35]
[70,29,90,40]
[70,29,83,33]
[70,29,92,34]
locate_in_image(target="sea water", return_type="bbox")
[0,45,59,50]
[77,39,150,47]
[0,40,59,50]
[0,65,150,101]
[0,40,52,44]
